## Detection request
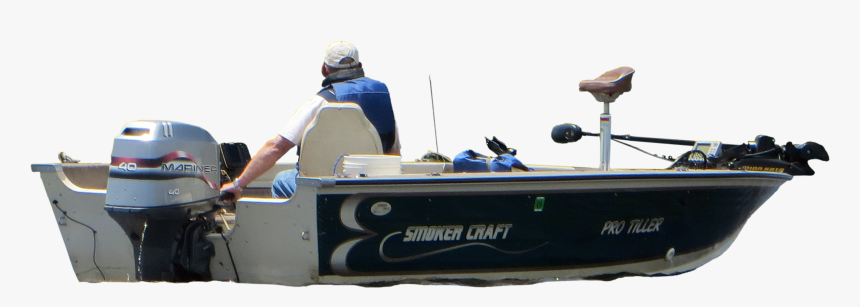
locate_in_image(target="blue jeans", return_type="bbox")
[272,169,299,198]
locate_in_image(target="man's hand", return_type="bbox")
[218,135,296,201]
[220,181,243,201]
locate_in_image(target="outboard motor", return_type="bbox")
[105,120,220,281]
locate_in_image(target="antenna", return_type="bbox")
[429,75,439,153]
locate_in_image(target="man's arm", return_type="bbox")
[221,135,295,198]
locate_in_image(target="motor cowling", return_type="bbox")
[106,120,220,209]
[105,120,220,281]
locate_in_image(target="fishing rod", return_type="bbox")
[429,75,439,153]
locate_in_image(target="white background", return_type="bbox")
[2,1,856,306]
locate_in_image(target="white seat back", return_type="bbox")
[298,103,383,177]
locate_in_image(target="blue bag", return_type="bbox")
[453,150,531,173]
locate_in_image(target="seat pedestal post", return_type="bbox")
[600,102,611,171]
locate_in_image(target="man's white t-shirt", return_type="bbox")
[278,95,328,145]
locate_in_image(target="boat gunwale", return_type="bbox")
[306,169,792,186]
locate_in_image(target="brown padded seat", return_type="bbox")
[579,67,635,94]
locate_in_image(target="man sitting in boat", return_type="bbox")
[221,41,401,199]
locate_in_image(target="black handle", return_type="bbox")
[219,191,235,201]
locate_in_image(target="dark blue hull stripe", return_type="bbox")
[316,183,780,276]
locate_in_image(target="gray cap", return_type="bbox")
[324,41,360,69]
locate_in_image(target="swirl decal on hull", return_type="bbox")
[330,237,369,276]
[326,194,548,276]
[329,195,373,275]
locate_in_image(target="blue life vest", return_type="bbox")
[453,150,532,172]
[318,77,396,153]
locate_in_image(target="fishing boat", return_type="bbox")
[31,67,828,286]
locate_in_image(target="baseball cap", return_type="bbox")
[324,41,360,69]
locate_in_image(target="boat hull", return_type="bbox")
[309,171,786,284]
[32,163,790,286]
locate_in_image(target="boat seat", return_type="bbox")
[579,66,635,102]
[298,103,384,177]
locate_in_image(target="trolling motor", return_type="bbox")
[552,123,828,175]
[552,123,829,175]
